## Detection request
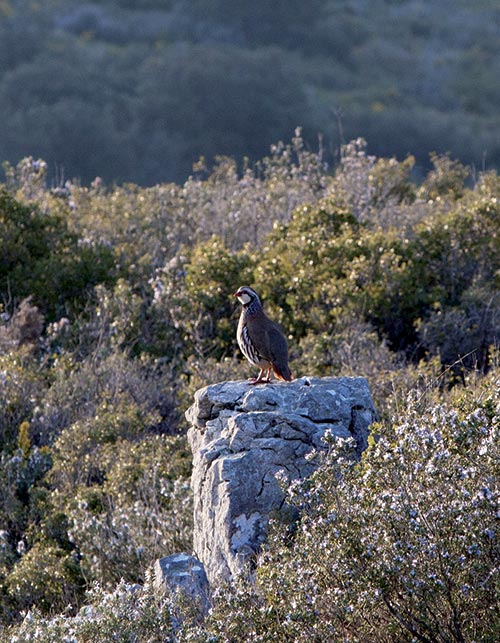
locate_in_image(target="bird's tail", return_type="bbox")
[273,364,293,382]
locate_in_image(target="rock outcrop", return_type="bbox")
[186,376,377,586]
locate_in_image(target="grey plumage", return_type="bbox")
[234,286,292,384]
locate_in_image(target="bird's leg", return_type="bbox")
[249,369,268,385]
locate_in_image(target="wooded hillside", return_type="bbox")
[1,0,499,184]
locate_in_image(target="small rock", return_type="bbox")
[154,553,210,615]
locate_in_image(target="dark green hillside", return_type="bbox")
[0,0,499,184]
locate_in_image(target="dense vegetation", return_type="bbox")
[1,136,499,641]
[1,0,500,185]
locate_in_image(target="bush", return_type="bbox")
[41,387,192,589]
[0,446,52,575]
[152,236,253,361]
[2,578,177,643]
[60,434,192,588]
[0,395,192,619]
[0,298,44,353]
[201,376,500,642]
[32,350,176,445]
[5,542,84,616]
[0,350,46,453]
[0,188,116,320]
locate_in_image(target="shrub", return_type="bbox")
[201,375,500,642]
[418,287,500,372]
[5,542,84,616]
[152,236,253,361]
[253,194,425,353]
[2,578,177,643]
[418,153,469,200]
[0,298,44,353]
[0,350,46,453]
[0,189,116,320]
[59,434,192,588]
[32,350,176,446]
[253,198,361,341]
[0,447,52,570]
[1,403,192,619]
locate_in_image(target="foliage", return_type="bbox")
[57,433,192,589]
[1,136,500,639]
[199,376,500,642]
[152,236,253,362]
[1,1,500,184]
[0,342,191,619]
[2,578,177,643]
[6,542,84,616]
[0,184,116,320]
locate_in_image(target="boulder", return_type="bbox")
[186,377,377,585]
[154,553,210,616]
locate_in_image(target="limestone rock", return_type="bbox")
[186,376,377,585]
[154,553,210,615]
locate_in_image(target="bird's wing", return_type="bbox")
[266,325,292,380]
[247,314,292,380]
[266,324,289,363]
[247,316,287,362]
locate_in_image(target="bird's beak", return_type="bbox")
[233,291,240,297]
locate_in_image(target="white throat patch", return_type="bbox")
[237,292,252,305]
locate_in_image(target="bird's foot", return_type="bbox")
[248,370,271,385]
[248,377,266,385]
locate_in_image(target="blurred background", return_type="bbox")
[0,0,499,186]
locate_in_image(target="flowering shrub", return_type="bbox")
[0,351,46,452]
[3,578,176,643]
[0,346,190,620]
[201,376,500,642]
[62,434,193,589]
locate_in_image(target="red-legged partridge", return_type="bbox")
[233,286,292,384]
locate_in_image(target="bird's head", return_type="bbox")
[233,286,260,307]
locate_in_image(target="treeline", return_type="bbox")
[0,0,499,185]
[0,137,499,640]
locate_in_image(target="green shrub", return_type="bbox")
[0,189,116,320]
[253,198,361,340]
[0,351,46,453]
[47,401,192,588]
[152,236,253,361]
[418,153,469,200]
[251,161,500,361]
[5,543,84,616]
[0,447,52,567]
[32,350,176,445]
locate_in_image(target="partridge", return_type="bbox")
[233,286,292,384]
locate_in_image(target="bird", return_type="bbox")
[233,286,292,384]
